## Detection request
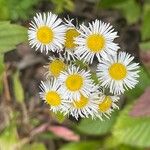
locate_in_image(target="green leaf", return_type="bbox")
[76,112,118,135]
[99,0,125,8]
[22,143,46,150]
[103,136,120,149]
[52,111,66,123]
[13,71,24,103]
[0,125,19,150]
[113,105,150,148]
[113,145,144,150]
[114,0,140,24]
[140,41,150,51]
[0,0,10,20]
[125,67,150,100]
[38,132,56,140]
[0,22,27,52]
[51,0,74,14]
[60,141,101,150]
[91,72,99,85]
[0,0,40,21]
[141,4,150,41]
[74,60,89,70]
[99,0,141,24]
[0,54,4,93]
[104,136,144,150]
[0,54,4,74]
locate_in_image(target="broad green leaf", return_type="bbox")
[60,141,101,150]
[0,0,40,21]
[113,145,143,150]
[0,22,27,52]
[125,67,150,100]
[113,105,150,148]
[140,41,150,51]
[0,21,10,25]
[22,143,46,150]
[0,0,10,20]
[114,0,140,24]
[141,4,150,40]
[76,112,118,135]
[0,125,19,150]
[13,71,24,103]
[104,136,144,150]
[103,136,120,149]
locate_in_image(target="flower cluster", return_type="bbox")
[28,12,140,120]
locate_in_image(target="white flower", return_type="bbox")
[67,93,99,120]
[44,55,66,78]
[39,79,69,113]
[75,19,119,64]
[63,18,80,60]
[58,65,97,100]
[97,51,140,95]
[96,95,119,119]
[28,12,66,54]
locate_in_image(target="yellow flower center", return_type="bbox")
[37,26,53,44]
[73,95,88,109]
[99,96,112,112]
[65,28,80,49]
[45,91,61,106]
[49,59,66,77]
[87,34,105,52]
[109,63,127,80]
[66,74,83,91]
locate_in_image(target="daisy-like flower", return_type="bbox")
[97,51,140,95]
[39,79,69,113]
[67,93,99,120]
[45,55,66,78]
[58,65,97,100]
[96,95,119,119]
[28,12,66,53]
[75,19,119,64]
[63,18,80,60]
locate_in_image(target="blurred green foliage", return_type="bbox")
[125,68,150,101]
[51,0,74,14]
[0,0,74,21]
[22,143,47,150]
[60,141,101,150]
[76,111,118,135]
[140,41,150,51]
[113,105,150,148]
[0,0,40,21]
[141,3,150,41]
[0,21,27,95]
[0,0,150,150]
[99,0,141,24]
[0,125,19,150]
[51,111,66,123]
[0,21,27,52]
[13,71,25,103]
